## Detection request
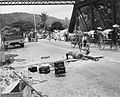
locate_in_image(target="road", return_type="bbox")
[8,39,120,97]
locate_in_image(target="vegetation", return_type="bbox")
[50,21,64,31]
[11,21,34,33]
[39,12,48,30]
[0,12,70,34]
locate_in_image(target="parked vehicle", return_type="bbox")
[1,28,25,49]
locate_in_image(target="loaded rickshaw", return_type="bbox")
[98,25,120,50]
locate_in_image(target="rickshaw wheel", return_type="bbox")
[98,42,105,50]
[114,43,120,51]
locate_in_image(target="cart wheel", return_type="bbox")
[98,42,105,50]
[114,43,120,51]
[95,58,99,61]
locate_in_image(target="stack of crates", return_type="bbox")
[28,67,37,72]
[54,61,66,77]
[39,66,50,74]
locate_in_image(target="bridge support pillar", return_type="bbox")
[77,8,88,31]
[68,5,77,33]
[111,0,116,25]
[93,4,106,29]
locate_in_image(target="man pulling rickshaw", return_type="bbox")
[95,24,120,50]
[110,24,119,50]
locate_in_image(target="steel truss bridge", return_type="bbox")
[0,0,118,33]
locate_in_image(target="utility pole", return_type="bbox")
[34,14,37,31]
[0,26,2,66]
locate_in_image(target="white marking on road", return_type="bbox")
[106,57,120,63]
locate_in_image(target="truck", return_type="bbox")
[1,28,25,49]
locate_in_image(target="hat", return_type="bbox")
[113,24,119,28]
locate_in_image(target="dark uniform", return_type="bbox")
[110,28,118,48]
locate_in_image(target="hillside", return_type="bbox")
[0,12,70,29]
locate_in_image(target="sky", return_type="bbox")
[0,5,73,19]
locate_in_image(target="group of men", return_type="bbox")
[28,30,39,42]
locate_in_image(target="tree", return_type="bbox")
[50,21,64,31]
[39,12,48,30]
[11,21,34,33]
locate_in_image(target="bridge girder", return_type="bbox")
[0,0,76,5]
[68,0,117,33]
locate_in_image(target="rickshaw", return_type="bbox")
[98,29,120,50]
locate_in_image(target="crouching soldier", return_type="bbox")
[66,50,102,61]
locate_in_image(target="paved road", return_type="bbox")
[9,39,120,97]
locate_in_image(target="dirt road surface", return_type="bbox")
[7,39,120,97]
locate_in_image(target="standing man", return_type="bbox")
[110,24,119,49]
[94,27,102,46]
[48,31,51,42]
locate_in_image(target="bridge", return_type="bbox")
[0,0,84,5]
[0,0,119,33]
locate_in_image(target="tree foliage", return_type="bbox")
[11,21,34,33]
[39,12,48,29]
[50,21,64,31]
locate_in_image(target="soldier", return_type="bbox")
[28,29,34,42]
[94,27,102,46]
[110,24,119,49]
[66,50,100,61]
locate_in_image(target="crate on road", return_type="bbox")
[54,61,66,77]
